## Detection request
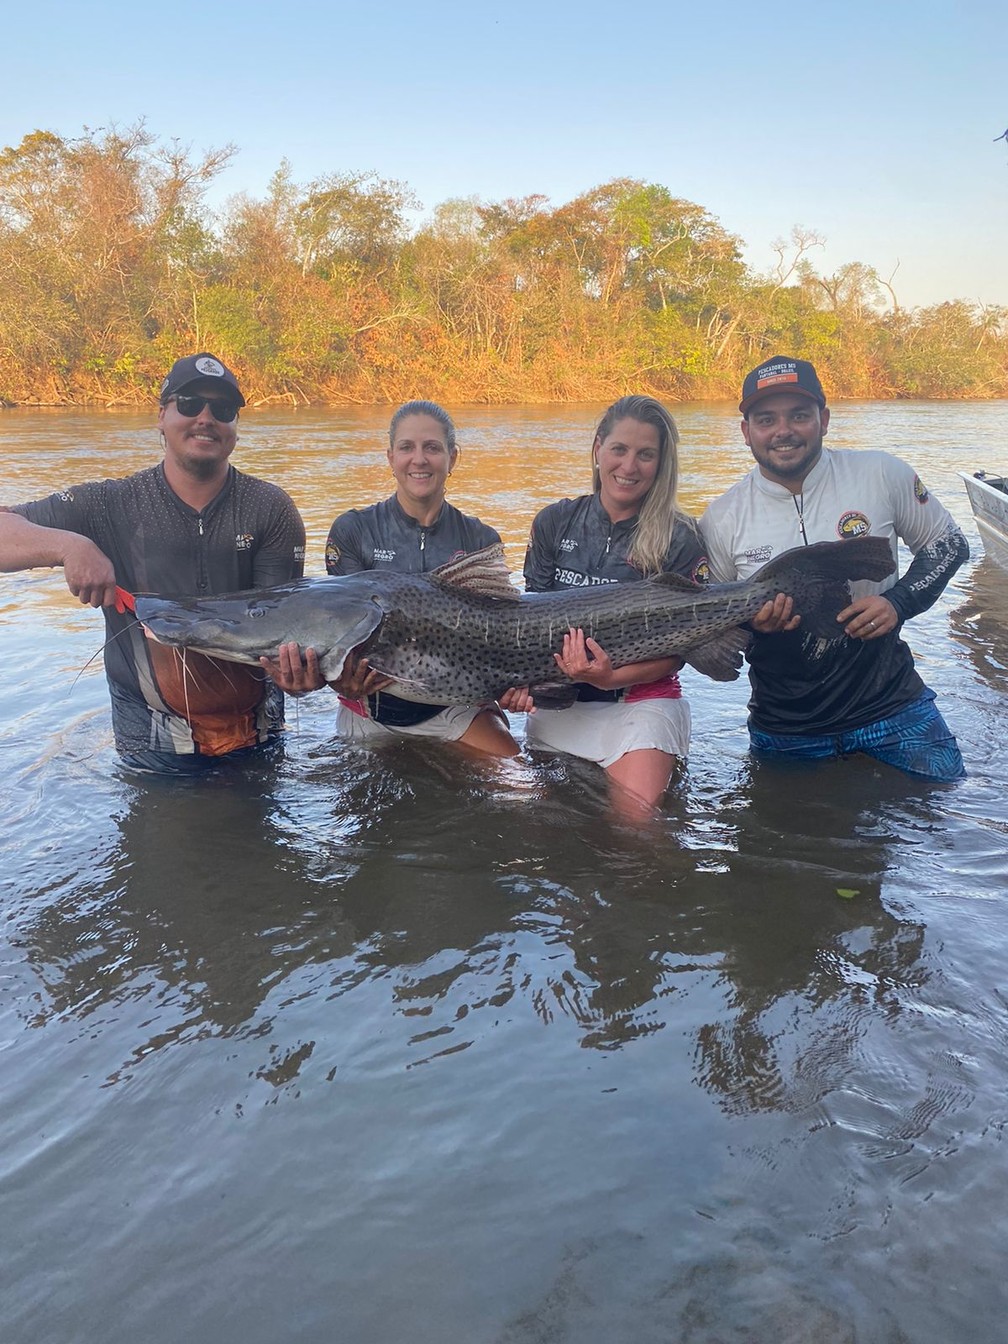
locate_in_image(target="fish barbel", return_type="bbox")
[134,537,895,707]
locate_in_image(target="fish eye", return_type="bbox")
[246,603,269,619]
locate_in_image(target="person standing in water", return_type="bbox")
[271,401,521,757]
[700,354,968,780]
[0,354,306,773]
[521,395,708,818]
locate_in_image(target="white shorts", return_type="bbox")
[336,701,491,745]
[525,696,691,770]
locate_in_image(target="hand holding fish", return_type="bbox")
[837,595,897,641]
[61,534,119,609]
[260,642,326,695]
[555,628,614,688]
[749,593,801,634]
[498,686,536,714]
[327,649,394,698]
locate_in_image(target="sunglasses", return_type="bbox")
[170,394,240,423]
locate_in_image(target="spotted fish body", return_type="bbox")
[135,537,896,707]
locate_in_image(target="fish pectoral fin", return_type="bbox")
[684,628,752,682]
[527,681,581,709]
[429,544,520,601]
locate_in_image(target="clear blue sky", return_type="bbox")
[5,0,1007,309]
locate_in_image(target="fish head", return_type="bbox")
[135,579,384,680]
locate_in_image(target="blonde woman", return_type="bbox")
[521,396,708,817]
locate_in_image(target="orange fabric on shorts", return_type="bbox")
[147,644,266,755]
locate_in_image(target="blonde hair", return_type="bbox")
[590,395,688,576]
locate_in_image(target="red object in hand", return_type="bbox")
[114,586,136,614]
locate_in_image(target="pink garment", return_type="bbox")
[624,673,682,704]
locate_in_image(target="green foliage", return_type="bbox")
[0,124,1004,404]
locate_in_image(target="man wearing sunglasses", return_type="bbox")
[0,353,307,773]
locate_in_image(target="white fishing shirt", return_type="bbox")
[700,448,968,735]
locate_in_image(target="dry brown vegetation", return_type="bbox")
[1,124,1005,407]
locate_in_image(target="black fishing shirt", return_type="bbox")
[523,493,709,702]
[325,495,501,725]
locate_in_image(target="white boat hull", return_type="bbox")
[961,472,1008,569]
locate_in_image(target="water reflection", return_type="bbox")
[18,765,331,1076]
[17,739,927,1119]
[948,559,1008,694]
[5,404,1007,1343]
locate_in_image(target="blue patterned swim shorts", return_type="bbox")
[748,691,965,781]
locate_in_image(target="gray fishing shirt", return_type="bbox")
[12,464,306,758]
[523,493,708,591]
[325,495,500,576]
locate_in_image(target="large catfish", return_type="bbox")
[135,537,895,707]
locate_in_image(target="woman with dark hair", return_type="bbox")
[521,395,708,817]
[316,400,520,756]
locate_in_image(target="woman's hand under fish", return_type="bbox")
[554,628,614,688]
[498,686,536,714]
[327,649,394,699]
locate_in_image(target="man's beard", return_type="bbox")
[180,451,224,480]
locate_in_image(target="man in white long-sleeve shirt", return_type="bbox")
[700,354,968,780]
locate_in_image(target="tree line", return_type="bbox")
[0,123,1004,407]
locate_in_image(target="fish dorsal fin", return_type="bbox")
[429,543,520,601]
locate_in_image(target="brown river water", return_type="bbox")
[2,401,1008,1343]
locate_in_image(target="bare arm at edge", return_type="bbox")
[0,508,118,608]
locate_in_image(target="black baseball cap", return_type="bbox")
[739,355,826,415]
[159,353,245,407]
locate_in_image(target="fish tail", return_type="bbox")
[754,536,896,640]
[756,535,894,586]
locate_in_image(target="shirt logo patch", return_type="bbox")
[558,537,577,552]
[373,548,395,564]
[743,546,773,564]
[837,512,870,538]
[692,558,709,584]
[913,475,930,504]
[235,533,254,552]
[325,543,340,566]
